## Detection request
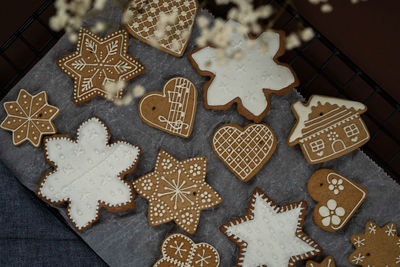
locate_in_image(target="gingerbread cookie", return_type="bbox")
[288,95,370,164]
[57,28,145,104]
[349,221,400,266]
[212,123,276,182]
[220,188,322,267]
[124,0,198,57]
[189,20,299,123]
[154,233,220,267]
[138,77,197,138]
[37,116,141,231]
[133,150,222,234]
[308,169,367,232]
[306,256,336,267]
[1,89,59,147]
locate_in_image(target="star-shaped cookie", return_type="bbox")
[1,89,59,147]
[57,28,145,104]
[306,256,336,267]
[189,20,299,122]
[133,150,222,234]
[220,188,321,267]
[37,116,141,231]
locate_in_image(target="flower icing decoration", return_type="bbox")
[189,20,299,122]
[37,116,140,231]
[318,199,345,227]
[1,89,59,147]
[57,28,145,104]
[349,221,400,266]
[220,188,321,267]
[133,150,222,234]
[328,177,344,195]
[154,233,220,267]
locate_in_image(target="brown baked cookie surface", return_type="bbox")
[154,233,220,267]
[288,95,370,164]
[212,123,276,182]
[133,150,222,234]
[57,28,145,104]
[220,187,321,267]
[1,89,59,147]
[306,256,336,267]
[138,77,197,138]
[349,221,400,266]
[308,169,367,232]
[124,0,198,57]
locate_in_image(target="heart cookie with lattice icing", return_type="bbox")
[212,123,277,182]
[138,77,197,138]
[124,0,198,57]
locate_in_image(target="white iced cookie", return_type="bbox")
[189,20,299,122]
[37,116,140,231]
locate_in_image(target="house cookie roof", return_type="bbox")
[288,95,367,144]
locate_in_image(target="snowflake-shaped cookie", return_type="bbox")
[1,89,59,147]
[57,28,145,104]
[220,188,321,267]
[154,233,220,267]
[133,150,222,234]
[189,20,299,122]
[37,116,141,231]
[349,221,400,266]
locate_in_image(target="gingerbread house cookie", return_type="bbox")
[288,95,370,164]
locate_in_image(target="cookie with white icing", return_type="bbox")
[154,233,220,267]
[308,169,367,232]
[1,89,59,147]
[288,95,370,164]
[138,77,197,138]
[189,20,299,122]
[306,256,336,267]
[124,0,198,57]
[37,116,140,231]
[220,187,322,267]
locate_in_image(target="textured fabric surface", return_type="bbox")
[0,1,399,266]
[0,160,106,266]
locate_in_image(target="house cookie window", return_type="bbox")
[310,139,325,152]
[344,123,359,137]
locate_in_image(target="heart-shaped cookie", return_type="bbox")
[212,123,277,182]
[124,0,198,57]
[138,77,197,138]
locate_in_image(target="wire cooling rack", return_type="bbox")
[1,0,399,182]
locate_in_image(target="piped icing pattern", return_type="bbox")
[37,117,140,231]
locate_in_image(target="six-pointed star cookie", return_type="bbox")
[1,89,59,147]
[133,150,222,234]
[189,20,299,122]
[37,116,141,231]
[57,28,145,104]
[220,188,321,267]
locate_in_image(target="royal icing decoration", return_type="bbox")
[349,221,400,266]
[133,150,222,234]
[57,28,145,104]
[189,20,299,122]
[1,89,59,147]
[138,77,197,138]
[125,0,198,57]
[288,95,370,164]
[308,169,367,232]
[154,233,220,267]
[220,188,321,267]
[306,256,336,267]
[37,117,140,231]
[212,123,276,182]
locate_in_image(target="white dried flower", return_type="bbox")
[197,16,210,29]
[321,3,333,13]
[68,33,78,43]
[91,21,106,33]
[299,27,314,42]
[93,0,106,10]
[132,85,145,97]
[286,33,301,50]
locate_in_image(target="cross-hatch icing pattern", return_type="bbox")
[57,28,144,103]
[212,124,276,181]
[154,233,220,267]
[126,0,197,56]
[37,117,140,231]
[1,89,59,147]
